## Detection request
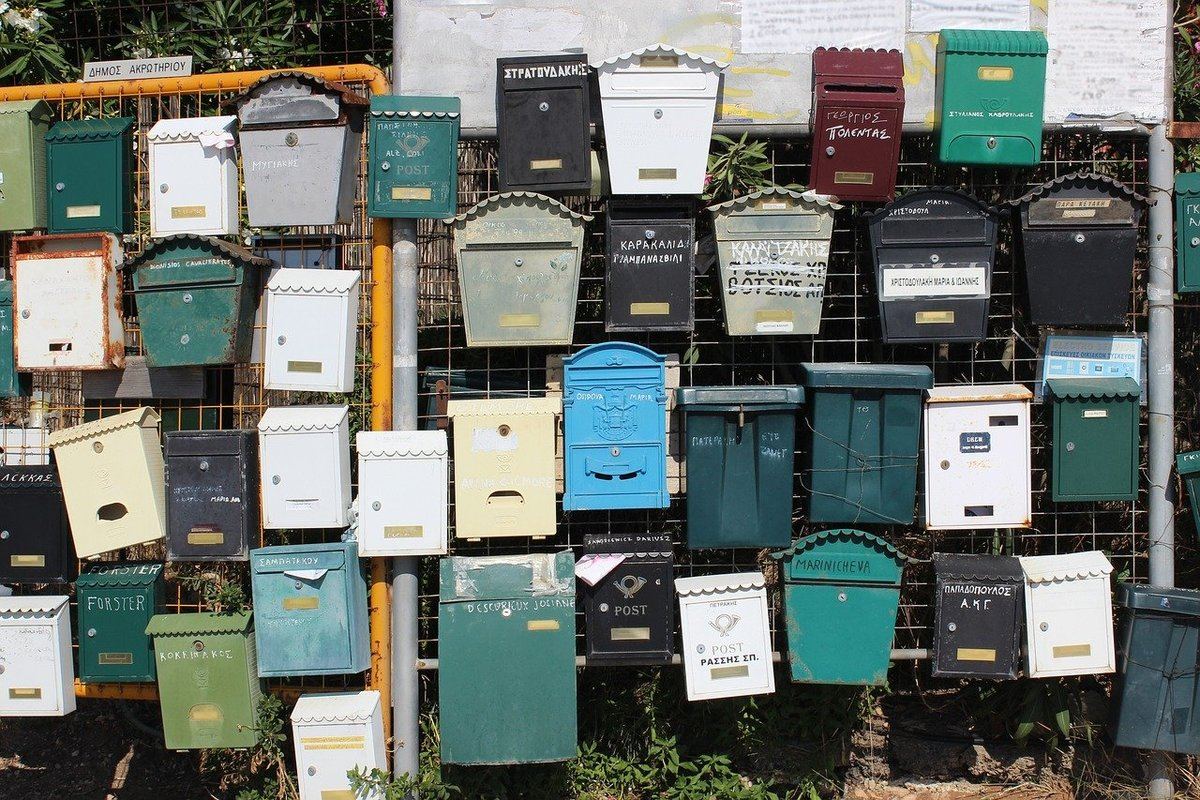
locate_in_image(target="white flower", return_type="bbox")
[3,7,43,34]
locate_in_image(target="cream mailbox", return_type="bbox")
[265,269,360,393]
[0,596,75,717]
[675,572,774,701]
[258,405,351,530]
[1021,551,1116,678]
[356,430,448,556]
[292,691,386,800]
[593,44,727,195]
[147,116,239,238]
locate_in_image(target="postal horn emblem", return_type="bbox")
[709,613,740,637]
[399,133,430,158]
[614,574,646,599]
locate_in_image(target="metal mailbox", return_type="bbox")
[1046,377,1140,502]
[357,430,448,556]
[47,407,166,558]
[922,385,1032,530]
[12,232,125,370]
[76,562,164,683]
[593,44,726,195]
[931,553,1023,680]
[497,54,593,193]
[439,551,577,765]
[0,596,75,717]
[801,363,933,525]
[147,116,239,238]
[0,100,51,232]
[1011,173,1149,327]
[606,198,695,332]
[264,268,360,393]
[257,405,351,530]
[0,465,74,583]
[809,47,904,202]
[447,192,591,347]
[368,95,460,219]
[935,29,1047,166]
[1020,551,1115,678]
[677,386,803,549]
[580,532,675,664]
[292,691,386,800]
[146,611,261,750]
[0,281,28,398]
[165,430,259,562]
[249,234,342,363]
[1177,450,1200,536]
[676,572,774,701]
[45,117,134,234]
[1177,173,1200,293]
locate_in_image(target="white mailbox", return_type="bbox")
[291,690,386,800]
[258,405,351,530]
[147,116,239,238]
[264,269,360,393]
[0,596,75,717]
[593,44,727,195]
[675,572,774,702]
[0,427,48,465]
[1021,551,1115,678]
[356,430,448,556]
[923,384,1032,530]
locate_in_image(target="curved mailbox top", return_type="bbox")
[562,341,666,390]
[772,528,909,585]
[867,187,1000,235]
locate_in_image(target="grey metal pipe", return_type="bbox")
[458,121,1151,140]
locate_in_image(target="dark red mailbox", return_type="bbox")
[809,48,905,203]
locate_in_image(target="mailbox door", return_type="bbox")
[784,582,898,685]
[606,211,695,332]
[261,429,346,529]
[133,259,249,368]
[79,586,157,682]
[933,579,1022,678]
[47,139,126,234]
[358,453,447,556]
[0,621,61,713]
[295,720,376,798]
[368,115,457,219]
[253,551,352,676]
[1052,395,1138,501]
[15,250,115,370]
[678,589,774,700]
[500,88,589,192]
[811,101,902,201]
[154,631,258,749]
[583,555,674,663]
[166,434,256,561]
[150,141,234,236]
[1177,175,1200,293]
[1028,581,1113,676]
[601,98,716,195]
[240,124,358,228]
[265,291,354,393]
[0,472,71,583]
[458,245,580,346]
[566,440,667,509]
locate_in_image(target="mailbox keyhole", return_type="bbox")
[199,460,209,472]
[0,531,8,540]
[947,622,957,632]
[97,503,128,522]
[987,137,998,149]
[87,628,96,638]
[1039,622,1049,632]
[193,640,205,652]
[498,424,511,437]
[55,182,65,192]
[538,101,550,112]
[939,459,950,470]
[307,766,317,777]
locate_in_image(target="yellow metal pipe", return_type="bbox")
[75,680,343,706]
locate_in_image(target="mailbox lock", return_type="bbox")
[599,603,609,612]
[55,182,65,192]
[87,628,96,638]
[193,640,205,652]
[180,334,190,345]
[940,459,950,471]
[1066,442,1076,452]
[372,501,382,511]
[644,230,656,241]
[294,581,303,590]
[159,183,169,193]
[1039,622,1049,632]
[183,293,193,304]
[1192,237,1199,248]
[285,132,299,147]
[277,335,287,346]
[837,591,847,603]
[1074,233,1086,244]
[501,607,512,618]
[514,258,524,267]
[272,475,281,485]
[610,446,621,457]
[947,622,956,632]
[0,531,6,540]
[770,252,780,260]
[498,424,511,437]
[307,767,317,777]
[380,161,390,172]
[824,146,835,157]
[0,665,5,675]
[987,137,997,150]
[20,310,29,319]
[930,254,940,263]
[539,102,550,112]
[654,109,663,119]
[199,460,209,472]
[93,442,104,454]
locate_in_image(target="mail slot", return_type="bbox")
[678,386,803,548]
[1177,173,1200,293]
[801,363,933,524]
[357,430,448,556]
[809,47,904,202]
[0,465,74,583]
[1177,450,1200,536]
[0,100,51,231]
[676,572,774,701]
[497,54,592,193]
[264,268,360,393]
[447,192,591,346]
[147,116,238,237]
[368,95,459,219]
[707,188,840,336]
[1046,377,1140,502]
[76,562,164,683]
[931,553,1023,679]
[1020,551,1115,678]
[258,405,351,530]
[606,199,695,332]
[439,551,576,764]
[935,29,1047,166]
[580,532,674,664]
[1011,172,1149,327]
[165,430,259,561]
[292,691,387,800]
[0,596,75,717]
[867,188,999,343]
[0,281,28,398]
[45,116,133,234]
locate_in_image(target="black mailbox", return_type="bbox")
[164,430,260,561]
[0,465,75,583]
[867,188,999,344]
[497,54,592,194]
[931,553,1023,680]
[1009,172,1149,327]
[606,199,696,332]
[581,532,675,665]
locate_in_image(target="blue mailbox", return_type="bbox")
[562,342,669,511]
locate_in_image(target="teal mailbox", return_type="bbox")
[45,117,134,234]
[368,95,459,219]
[773,529,908,686]
[76,562,164,683]
[249,540,369,677]
[1178,451,1200,534]
[0,282,29,398]
[1178,173,1200,293]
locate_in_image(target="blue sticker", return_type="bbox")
[960,432,990,453]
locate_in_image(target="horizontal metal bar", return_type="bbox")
[415,648,929,670]
[460,122,1150,139]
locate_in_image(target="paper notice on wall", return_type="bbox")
[741,0,906,54]
[908,0,1029,32]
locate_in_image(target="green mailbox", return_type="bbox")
[1176,173,1200,292]
[935,29,1047,166]
[772,529,908,686]
[1046,378,1140,502]
[76,562,164,683]
[45,117,134,234]
[800,363,932,525]
[1177,451,1200,534]
[0,281,29,398]
[368,95,459,219]
[0,100,52,232]
[677,386,804,549]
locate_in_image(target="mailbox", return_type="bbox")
[76,562,164,683]
[0,465,74,583]
[165,430,259,562]
[1046,378,1140,502]
[128,235,269,368]
[357,430,448,556]
[147,116,238,238]
[264,268,360,393]
[250,234,342,363]
[922,384,1032,530]
[0,281,29,398]
[439,551,577,764]
[446,397,559,539]
[0,596,75,717]
[580,532,675,664]
[562,341,669,511]
[1177,173,1200,292]
[809,47,904,202]
[593,44,726,195]
[930,553,1023,680]
[250,540,369,677]
[368,95,460,219]
[1020,551,1115,678]
[1011,172,1149,327]
[676,572,773,701]
[606,199,695,332]
[867,188,999,344]
[45,117,134,234]
[801,363,933,524]
[257,405,351,530]
[292,691,386,800]
[12,232,125,370]
[146,611,261,750]
[48,407,166,558]
[497,54,593,193]
[1177,450,1200,536]
[935,29,1047,166]
[447,192,591,346]
[0,100,51,231]
[677,386,803,549]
